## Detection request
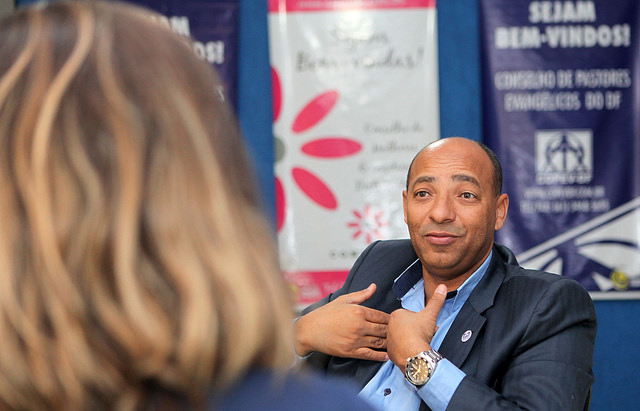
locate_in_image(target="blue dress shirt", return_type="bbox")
[359,251,492,411]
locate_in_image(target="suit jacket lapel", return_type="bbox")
[438,247,508,368]
[438,304,486,367]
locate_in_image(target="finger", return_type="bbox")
[341,283,377,305]
[362,321,387,339]
[421,284,447,320]
[361,335,387,350]
[354,348,389,362]
[362,307,390,325]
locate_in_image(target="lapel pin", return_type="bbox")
[461,330,473,342]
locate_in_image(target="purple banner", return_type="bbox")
[124,0,239,108]
[480,0,640,295]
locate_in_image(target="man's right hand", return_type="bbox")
[294,283,390,362]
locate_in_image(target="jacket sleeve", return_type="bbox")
[446,278,597,411]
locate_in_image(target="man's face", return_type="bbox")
[403,138,509,282]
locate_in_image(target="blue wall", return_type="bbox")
[237,1,640,410]
[238,1,276,222]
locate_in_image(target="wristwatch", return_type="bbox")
[405,349,443,386]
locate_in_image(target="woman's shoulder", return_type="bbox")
[210,368,376,411]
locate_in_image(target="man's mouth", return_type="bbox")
[424,231,459,245]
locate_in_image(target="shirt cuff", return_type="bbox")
[417,358,465,411]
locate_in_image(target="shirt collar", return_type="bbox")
[448,250,492,312]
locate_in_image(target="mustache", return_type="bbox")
[418,224,464,237]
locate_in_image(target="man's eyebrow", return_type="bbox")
[410,175,435,189]
[452,174,480,187]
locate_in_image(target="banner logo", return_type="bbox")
[535,129,593,185]
[518,197,640,293]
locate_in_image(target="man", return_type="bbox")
[295,137,596,410]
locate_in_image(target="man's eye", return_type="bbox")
[461,192,476,199]
[416,190,429,198]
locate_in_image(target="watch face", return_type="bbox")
[407,358,430,384]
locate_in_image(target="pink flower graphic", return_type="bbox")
[347,204,389,244]
[272,67,362,232]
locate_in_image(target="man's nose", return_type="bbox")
[429,195,455,223]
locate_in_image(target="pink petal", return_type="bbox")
[271,67,282,122]
[292,167,337,210]
[302,138,362,158]
[275,176,286,231]
[292,90,339,133]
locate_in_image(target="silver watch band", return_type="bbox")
[425,349,443,363]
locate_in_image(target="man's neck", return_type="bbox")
[423,272,473,300]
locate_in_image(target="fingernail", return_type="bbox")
[436,284,447,295]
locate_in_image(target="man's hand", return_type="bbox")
[387,284,447,372]
[295,283,390,362]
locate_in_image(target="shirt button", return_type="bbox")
[383,388,391,396]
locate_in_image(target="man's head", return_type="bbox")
[403,137,509,284]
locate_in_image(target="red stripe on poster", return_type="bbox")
[269,0,435,13]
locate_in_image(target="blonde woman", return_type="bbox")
[0,1,373,410]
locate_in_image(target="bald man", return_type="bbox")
[295,137,596,411]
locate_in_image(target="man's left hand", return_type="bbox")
[387,284,447,372]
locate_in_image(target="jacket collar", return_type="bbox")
[467,244,518,313]
[392,258,422,299]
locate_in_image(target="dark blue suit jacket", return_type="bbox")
[302,240,597,411]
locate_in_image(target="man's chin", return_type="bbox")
[417,242,460,257]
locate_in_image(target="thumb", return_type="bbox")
[421,284,447,321]
[342,283,377,304]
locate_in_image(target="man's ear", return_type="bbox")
[494,193,509,230]
[402,190,408,224]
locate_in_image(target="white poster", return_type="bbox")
[268,0,439,306]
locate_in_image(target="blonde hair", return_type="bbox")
[0,1,293,409]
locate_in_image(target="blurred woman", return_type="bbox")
[0,1,373,410]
